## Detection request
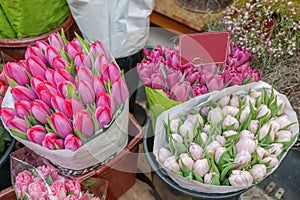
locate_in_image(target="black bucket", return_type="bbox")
[143,119,245,200]
[0,137,15,190]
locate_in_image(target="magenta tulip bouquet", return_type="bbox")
[153,81,299,193]
[0,31,129,172]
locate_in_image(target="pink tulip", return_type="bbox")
[179,154,194,170]
[63,98,85,119]
[25,46,47,64]
[250,164,267,181]
[151,72,165,90]
[30,76,45,93]
[166,50,179,69]
[0,108,17,124]
[166,68,182,90]
[76,66,93,86]
[111,78,129,106]
[65,179,82,197]
[76,80,95,105]
[48,33,64,49]
[35,40,49,53]
[57,81,75,98]
[6,117,28,132]
[164,156,180,172]
[51,95,65,112]
[3,62,29,86]
[158,147,172,164]
[37,165,58,181]
[206,75,225,91]
[15,170,34,198]
[73,110,94,137]
[42,133,64,150]
[170,81,190,102]
[184,67,201,85]
[74,52,92,69]
[50,112,73,138]
[31,99,51,124]
[193,159,210,177]
[27,125,46,145]
[11,86,37,102]
[66,41,82,60]
[45,69,55,83]
[94,54,109,74]
[64,134,82,151]
[229,170,253,187]
[102,62,122,83]
[234,150,252,168]
[189,142,203,161]
[52,56,70,70]
[95,106,112,128]
[257,104,271,119]
[90,40,110,60]
[35,83,58,106]
[136,60,154,87]
[25,55,47,78]
[28,180,47,200]
[53,68,75,85]
[192,84,208,97]
[93,75,106,95]
[14,100,31,119]
[96,92,114,111]
[49,181,67,200]
[45,46,60,67]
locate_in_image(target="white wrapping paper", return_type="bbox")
[153,81,299,193]
[67,0,154,58]
[2,87,129,171]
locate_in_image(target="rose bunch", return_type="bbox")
[14,165,101,200]
[157,87,297,188]
[137,42,262,102]
[0,31,128,152]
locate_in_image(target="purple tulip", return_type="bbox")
[27,125,46,145]
[51,95,65,112]
[158,147,172,164]
[66,41,82,60]
[136,60,154,87]
[191,84,208,97]
[25,55,47,78]
[229,73,244,86]
[30,99,51,124]
[170,81,190,102]
[50,112,73,138]
[73,110,94,137]
[92,75,106,95]
[45,69,55,83]
[48,33,64,49]
[25,46,47,64]
[76,66,93,86]
[57,81,75,98]
[94,54,109,74]
[250,164,267,181]
[6,117,28,132]
[14,100,31,119]
[206,75,225,91]
[166,68,182,90]
[229,170,253,187]
[53,68,75,85]
[3,62,29,86]
[76,80,95,105]
[42,133,64,150]
[102,62,122,83]
[189,142,203,161]
[52,56,70,70]
[193,159,210,177]
[96,92,114,112]
[227,46,253,67]
[111,78,129,106]
[95,106,112,129]
[11,86,37,102]
[64,134,82,151]
[35,40,49,53]
[45,46,60,67]
[184,67,201,85]
[166,50,179,69]
[63,98,85,119]
[74,52,92,69]
[150,72,165,90]
[0,108,17,124]
[90,40,110,60]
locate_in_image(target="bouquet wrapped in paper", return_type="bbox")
[0,30,129,173]
[153,81,299,193]
[11,148,108,200]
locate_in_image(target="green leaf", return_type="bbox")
[192,170,204,183]
[175,143,187,156]
[180,159,191,177]
[75,32,90,55]
[74,128,90,144]
[217,150,231,170]
[59,28,68,45]
[210,154,220,176]
[66,82,83,103]
[86,104,99,133]
[4,73,19,87]
[45,173,53,186]
[220,162,238,181]
[211,174,221,186]
[9,128,27,140]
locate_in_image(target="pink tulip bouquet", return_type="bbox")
[0,31,129,172]
[153,81,299,193]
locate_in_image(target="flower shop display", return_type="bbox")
[153,81,299,193]
[0,30,129,173]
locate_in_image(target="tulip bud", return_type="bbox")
[14,100,31,119]
[170,81,191,102]
[92,75,106,96]
[262,155,279,167]
[51,95,65,112]
[57,81,74,98]
[239,106,250,123]
[102,62,122,84]
[171,133,183,144]
[150,72,165,90]
[206,141,222,156]
[276,130,292,143]
[63,98,85,119]
[6,117,28,132]
[170,118,180,134]
[26,55,47,78]
[236,137,257,154]
[204,172,216,184]
[35,83,58,106]
[73,110,94,137]
[0,108,17,124]
[230,95,240,107]
[158,147,172,164]
[256,146,268,159]
[243,95,256,106]
[111,78,129,106]
[250,164,267,181]
[64,134,82,151]
[258,122,277,142]
[27,125,46,145]
[11,86,37,102]
[45,69,55,83]
[166,68,182,90]
[74,52,92,69]
[94,54,109,74]
[65,41,82,60]
[3,62,29,86]
[207,107,224,125]
[179,121,194,138]
[25,46,47,64]
[53,69,75,85]
[199,132,208,143]
[76,80,95,105]
[48,33,64,49]
[200,106,209,117]
[268,143,283,157]
[50,112,73,138]
[240,130,255,140]
[164,156,180,172]
[222,115,239,130]
[189,142,203,160]
[275,96,286,115]
[219,95,230,107]
[222,106,239,117]
[52,56,70,70]
[207,75,225,91]
[234,150,251,167]
[215,146,226,163]
[30,76,45,93]
[95,106,112,129]
[186,113,204,127]
[31,100,51,124]
[42,133,64,150]
[257,104,271,118]
[35,40,49,53]
[191,84,207,97]
[229,170,253,187]
[223,130,238,137]
[275,115,291,130]
[45,46,60,67]
[250,120,259,134]
[193,159,210,177]
[201,125,210,133]
[216,135,226,146]
[90,40,110,60]
[96,92,114,112]
[179,153,194,170]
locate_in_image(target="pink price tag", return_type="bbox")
[179,31,230,66]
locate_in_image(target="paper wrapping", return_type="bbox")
[153,81,299,193]
[66,0,154,58]
[2,87,129,171]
